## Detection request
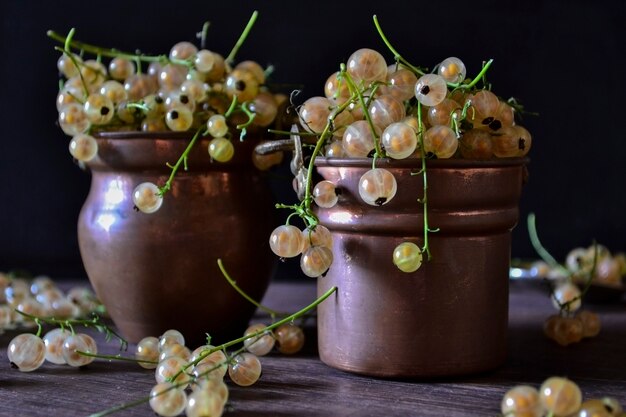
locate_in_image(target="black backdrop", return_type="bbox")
[1,0,624,278]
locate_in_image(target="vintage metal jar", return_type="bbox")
[78,131,274,345]
[315,157,527,377]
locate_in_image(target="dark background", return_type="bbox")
[0,0,624,279]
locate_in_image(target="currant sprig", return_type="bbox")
[15,310,127,350]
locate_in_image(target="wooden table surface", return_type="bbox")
[1,279,625,417]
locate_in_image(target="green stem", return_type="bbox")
[224,95,238,118]
[416,101,433,260]
[372,15,425,76]
[178,286,338,378]
[217,259,288,318]
[527,213,569,274]
[226,10,258,64]
[47,30,188,66]
[131,284,339,408]
[340,65,383,157]
[14,311,127,350]
[450,59,494,90]
[76,351,158,365]
[159,127,204,196]
[200,21,210,49]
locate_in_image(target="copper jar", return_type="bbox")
[78,131,275,346]
[315,157,527,377]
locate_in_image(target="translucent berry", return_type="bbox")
[325,139,345,158]
[170,41,198,60]
[8,333,46,372]
[228,352,262,386]
[43,328,71,365]
[393,242,423,273]
[539,377,582,416]
[414,74,448,106]
[459,129,493,159]
[342,120,380,157]
[313,181,338,208]
[250,92,278,127]
[80,60,107,89]
[382,122,418,159]
[156,356,190,387]
[165,106,193,131]
[225,69,260,102]
[491,125,532,158]
[274,323,305,354]
[269,225,304,258]
[301,225,333,251]
[501,385,543,417]
[208,138,234,163]
[368,94,406,129]
[185,388,224,417]
[99,80,128,105]
[158,64,188,92]
[149,382,188,417]
[346,48,387,85]
[235,60,266,84]
[58,103,91,136]
[423,125,458,158]
[159,342,191,362]
[243,323,275,356]
[69,134,98,162]
[133,182,163,214]
[62,333,97,367]
[108,57,135,81]
[159,329,185,350]
[194,49,216,73]
[252,148,283,171]
[57,53,82,78]
[299,96,333,134]
[190,345,227,379]
[300,246,334,278]
[324,71,351,105]
[552,282,582,312]
[438,57,466,83]
[83,93,114,125]
[427,98,462,127]
[136,336,160,369]
[358,168,397,206]
[469,90,500,124]
[576,310,601,338]
[381,65,418,101]
[124,74,156,101]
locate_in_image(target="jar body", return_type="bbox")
[78,132,274,345]
[315,158,527,377]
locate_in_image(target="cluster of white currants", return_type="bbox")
[299,49,532,209]
[8,329,98,372]
[273,47,533,278]
[0,272,99,333]
[269,223,334,278]
[136,322,304,417]
[531,245,625,346]
[501,377,624,417]
[53,28,286,214]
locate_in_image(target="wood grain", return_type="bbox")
[0,280,624,417]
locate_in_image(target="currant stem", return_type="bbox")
[225,10,258,64]
[527,213,569,275]
[416,101,433,260]
[47,30,189,66]
[217,259,288,318]
[76,351,158,365]
[14,310,127,350]
[450,59,494,90]
[158,127,204,196]
[372,15,425,76]
[340,65,383,158]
